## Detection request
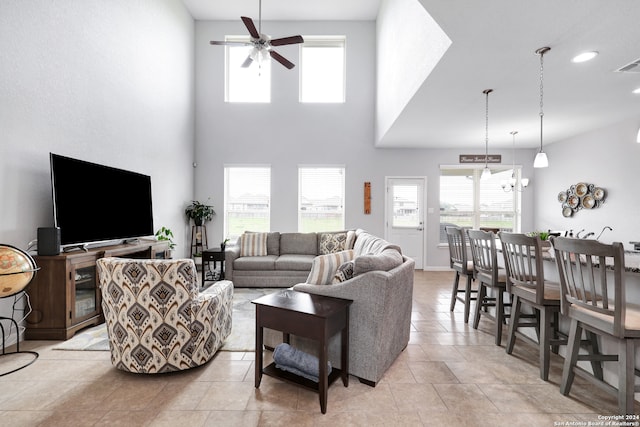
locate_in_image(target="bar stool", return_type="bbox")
[552,237,640,415]
[445,226,476,323]
[498,232,566,381]
[467,229,510,346]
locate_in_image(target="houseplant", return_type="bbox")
[185,200,215,226]
[155,226,176,256]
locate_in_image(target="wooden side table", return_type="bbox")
[252,290,352,414]
[201,248,225,285]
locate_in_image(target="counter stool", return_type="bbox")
[552,237,640,415]
[445,226,476,323]
[498,232,566,381]
[467,229,510,346]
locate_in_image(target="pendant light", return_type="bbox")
[502,131,530,192]
[533,47,550,168]
[481,89,493,180]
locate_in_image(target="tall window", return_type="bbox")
[224,166,271,240]
[298,166,345,232]
[225,36,270,103]
[439,166,521,243]
[300,37,346,103]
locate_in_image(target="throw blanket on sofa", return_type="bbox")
[273,343,331,382]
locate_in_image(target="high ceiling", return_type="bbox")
[183,0,640,149]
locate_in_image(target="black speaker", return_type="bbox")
[37,227,61,256]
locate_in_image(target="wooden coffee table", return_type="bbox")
[252,289,353,414]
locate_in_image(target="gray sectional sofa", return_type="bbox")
[225,231,320,287]
[227,229,415,386]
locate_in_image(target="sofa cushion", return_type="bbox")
[307,250,355,285]
[332,261,355,283]
[281,233,318,255]
[240,232,268,257]
[353,231,401,256]
[275,254,315,271]
[353,248,403,275]
[317,231,355,255]
[266,232,281,256]
[234,255,277,271]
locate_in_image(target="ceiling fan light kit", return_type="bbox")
[502,131,529,192]
[209,0,304,70]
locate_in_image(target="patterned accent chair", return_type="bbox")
[96,257,233,373]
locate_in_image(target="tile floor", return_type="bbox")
[0,271,636,426]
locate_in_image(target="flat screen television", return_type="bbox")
[50,153,154,248]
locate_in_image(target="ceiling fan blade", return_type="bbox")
[241,16,260,39]
[270,35,304,46]
[241,56,253,68]
[209,40,252,46]
[270,50,295,69]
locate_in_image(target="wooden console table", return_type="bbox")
[253,290,352,414]
[26,240,168,340]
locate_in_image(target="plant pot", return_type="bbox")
[220,244,226,251]
[194,218,203,226]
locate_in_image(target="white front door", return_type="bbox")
[385,177,426,269]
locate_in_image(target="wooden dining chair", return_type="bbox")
[467,229,510,346]
[445,226,476,323]
[498,232,566,381]
[551,237,640,415]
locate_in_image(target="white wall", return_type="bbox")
[0,0,195,255]
[0,0,195,337]
[376,0,450,143]
[534,117,640,249]
[194,19,535,268]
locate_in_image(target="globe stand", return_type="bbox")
[0,244,40,376]
[0,292,38,376]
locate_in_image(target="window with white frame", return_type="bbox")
[299,36,346,103]
[224,166,271,240]
[439,166,521,243]
[298,166,345,232]
[225,36,271,103]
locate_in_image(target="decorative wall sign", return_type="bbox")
[558,182,606,217]
[364,182,371,214]
[459,154,502,164]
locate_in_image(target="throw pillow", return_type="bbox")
[239,232,268,257]
[318,232,348,255]
[353,248,403,275]
[306,250,355,285]
[332,261,355,283]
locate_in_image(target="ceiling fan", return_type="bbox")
[209,0,304,70]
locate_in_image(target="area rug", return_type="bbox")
[53,288,275,352]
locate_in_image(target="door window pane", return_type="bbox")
[392,184,419,228]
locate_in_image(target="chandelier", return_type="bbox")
[502,131,530,192]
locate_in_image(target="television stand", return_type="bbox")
[26,240,169,340]
[63,243,89,253]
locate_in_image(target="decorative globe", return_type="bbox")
[0,245,38,299]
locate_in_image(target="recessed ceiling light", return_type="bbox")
[633,87,640,94]
[572,51,599,63]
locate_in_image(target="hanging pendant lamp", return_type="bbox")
[481,89,493,180]
[534,47,550,168]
